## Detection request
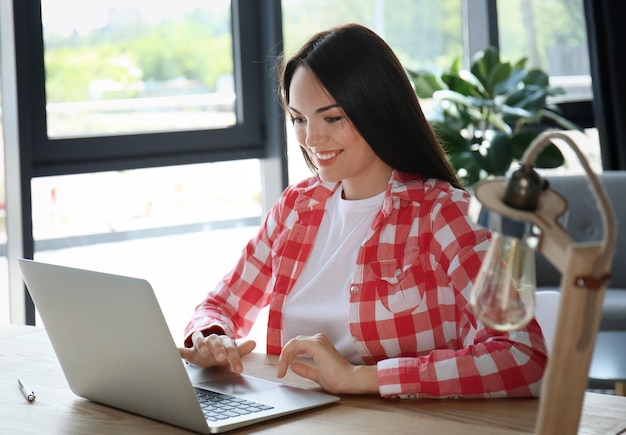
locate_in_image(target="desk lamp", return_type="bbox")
[472,130,616,435]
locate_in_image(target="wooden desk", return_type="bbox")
[2,325,626,434]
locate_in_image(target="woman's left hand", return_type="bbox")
[276,333,379,394]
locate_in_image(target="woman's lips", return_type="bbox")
[314,150,342,166]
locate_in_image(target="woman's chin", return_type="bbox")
[317,172,341,184]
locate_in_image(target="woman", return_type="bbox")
[179,23,547,399]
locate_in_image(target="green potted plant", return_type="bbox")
[408,46,581,187]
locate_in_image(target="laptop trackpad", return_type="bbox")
[197,374,281,395]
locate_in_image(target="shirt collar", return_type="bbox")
[296,170,423,211]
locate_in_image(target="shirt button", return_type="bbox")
[395,268,402,277]
[350,285,359,294]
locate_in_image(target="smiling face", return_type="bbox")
[287,66,392,200]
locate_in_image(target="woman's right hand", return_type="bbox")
[178,331,256,373]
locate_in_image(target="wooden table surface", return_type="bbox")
[2,325,626,434]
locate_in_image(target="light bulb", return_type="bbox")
[471,220,537,331]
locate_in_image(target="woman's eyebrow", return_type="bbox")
[288,104,341,114]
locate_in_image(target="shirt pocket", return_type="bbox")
[369,250,424,314]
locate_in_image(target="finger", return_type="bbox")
[289,361,319,383]
[277,338,314,378]
[224,340,244,374]
[178,346,205,367]
[206,334,229,362]
[178,346,193,361]
[235,339,257,357]
[191,331,210,355]
[276,347,296,378]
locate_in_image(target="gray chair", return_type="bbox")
[535,171,626,332]
[533,171,626,392]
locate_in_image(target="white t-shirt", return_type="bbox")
[282,186,385,364]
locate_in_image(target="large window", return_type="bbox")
[17,0,267,175]
[32,160,263,342]
[497,0,591,102]
[8,0,283,327]
[41,0,235,139]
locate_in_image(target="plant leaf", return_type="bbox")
[449,151,481,187]
[434,90,485,124]
[481,132,515,175]
[534,143,565,168]
[407,69,446,99]
[493,68,527,96]
[485,112,513,135]
[470,46,501,89]
[509,131,564,168]
[539,109,584,131]
[485,62,512,97]
[505,88,547,115]
[431,123,469,154]
[434,89,473,107]
[524,69,550,87]
[510,130,538,160]
[406,44,578,185]
[501,104,535,119]
[449,56,463,74]
[512,57,528,69]
[442,72,484,97]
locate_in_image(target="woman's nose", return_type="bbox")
[304,123,326,148]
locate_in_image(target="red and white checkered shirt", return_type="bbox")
[185,171,548,398]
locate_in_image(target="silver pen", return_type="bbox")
[17,378,36,402]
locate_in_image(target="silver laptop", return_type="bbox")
[18,259,339,434]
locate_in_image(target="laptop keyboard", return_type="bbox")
[194,388,275,422]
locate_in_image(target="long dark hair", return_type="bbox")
[278,23,462,190]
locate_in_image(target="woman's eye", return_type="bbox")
[326,116,343,123]
[290,116,305,124]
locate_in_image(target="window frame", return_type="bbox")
[11,0,285,325]
[14,0,268,177]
